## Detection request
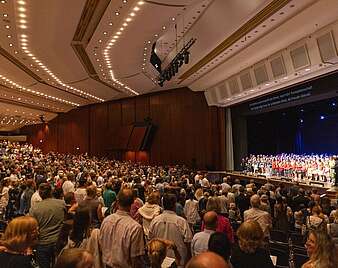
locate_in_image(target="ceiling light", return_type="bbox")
[171,17,175,21]
[113,35,119,39]
[109,22,113,26]
[123,22,128,26]
[103,31,107,35]
[17,7,26,12]
[17,0,25,4]
[18,13,26,18]
[126,17,132,22]
[115,11,120,16]
[120,27,124,31]
[7,35,11,38]
[130,12,135,16]
[1,1,6,4]
[116,31,121,35]
[19,24,27,29]
[162,26,166,30]
[138,1,145,5]
[3,13,8,17]
[9,43,13,47]
[20,34,27,38]
[14,51,18,54]
[5,25,10,29]
[19,19,26,23]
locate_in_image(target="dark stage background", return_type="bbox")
[247,97,338,155]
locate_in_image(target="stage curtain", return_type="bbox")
[226,107,234,170]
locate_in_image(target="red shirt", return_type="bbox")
[201,214,234,243]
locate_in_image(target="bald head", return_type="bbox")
[203,211,218,230]
[250,194,261,208]
[186,252,229,268]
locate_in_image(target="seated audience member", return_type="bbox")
[78,185,103,228]
[303,229,337,268]
[327,209,338,244]
[138,191,162,240]
[147,238,181,268]
[0,216,39,268]
[54,248,94,268]
[100,188,145,268]
[186,252,229,268]
[231,221,274,268]
[244,195,272,239]
[149,193,192,267]
[62,207,102,268]
[29,183,66,268]
[208,232,232,265]
[201,197,234,243]
[191,211,217,256]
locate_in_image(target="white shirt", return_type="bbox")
[62,180,75,195]
[149,210,192,267]
[191,229,215,256]
[30,191,42,209]
[184,199,200,224]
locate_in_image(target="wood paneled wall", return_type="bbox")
[20,88,226,170]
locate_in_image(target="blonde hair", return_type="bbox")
[147,239,167,268]
[237,221,264,254]
[0,216,38,252]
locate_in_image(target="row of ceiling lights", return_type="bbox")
[0,74,79,106]
[98,0,146,95]
[1,0,104,103]
[0,116,38,126]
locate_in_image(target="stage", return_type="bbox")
[207,171,337,199]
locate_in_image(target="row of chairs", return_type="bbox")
[269,230,308,268]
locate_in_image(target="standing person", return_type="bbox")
[231,221,274,268]
[29,183,66,268]
[100,188,145,268]
[102,182,116,213]
[274,196,291,233]
[191,211,217,256]
[184,192,201,232]
[0,216,39,268]
[138,191,162,241]
[302,229,337,268]
[235,186,250,218]
[244,195,272,239]
[149,193,193,267]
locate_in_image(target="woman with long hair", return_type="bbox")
[61,207,102,268]
[0,216,39,268]
[147,239,181,268]
[54,248,94,268]
[231,221,274,268]
[302,229,337,268]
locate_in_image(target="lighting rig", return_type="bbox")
[156,38,196,87]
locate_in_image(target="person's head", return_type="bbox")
[86,185,97,198]
[147,191,160,205]
[1,216,38,252]
[208,232,231,261]
[260,194,268,203]
[186,252,229,268]
[162,193,177,211]
[64,192,76,205]
[311,205,323,217]
[147,239,168,268]
[117,188,134,211]
[206,197,220,214]
[305,230,336,268]
[70,208,90,244]
[105,182,112,190]
[38,183,52,199]
[203,211,218,230]
[250,194,261,208]
[54,248,94,268]
[237,220,264,254]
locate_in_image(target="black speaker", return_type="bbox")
[140,124,157,151]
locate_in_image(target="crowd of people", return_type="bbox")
[0,141,337,268]
[243,154,337,184]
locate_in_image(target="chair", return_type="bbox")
[270,247,289,266]
[271,229,288,243]
[269,240,289,253]
[290,232,305,247]
[293,253,308,268]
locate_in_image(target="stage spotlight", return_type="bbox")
[332,102,336,106]
[300,119,304,123]
[320,115,325,120]
[184,51,190,64]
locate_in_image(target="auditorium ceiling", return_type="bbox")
[0,0,337,131]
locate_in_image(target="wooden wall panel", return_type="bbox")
[121,99,135,126]
[20,88,226,170]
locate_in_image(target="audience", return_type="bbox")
[0,140,337,268]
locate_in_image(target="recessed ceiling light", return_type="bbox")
[103,31,107,35]
[3,13,8,17]
[134,6,140,11]
[115,11,120,16]
[123,22,128,27]
[7,35,11,38]
[9,43,13,47]
[123,0,127,3]
[19,25,27,29]
[171,17,175,21]
[17,6,26,12]
[5,25,10,29]
[162,26,166,30]
[138,1,144,5]
[130,12,135,16]
[126,17,132,22]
